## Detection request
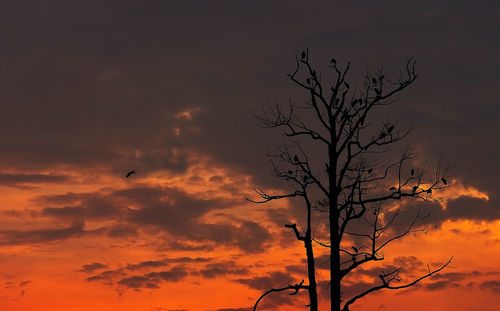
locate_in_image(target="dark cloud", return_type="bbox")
[0,2,499,309]
[125,257,212,271]
[444,197,499,221]
[29,184,272,252]
[236,271,295,291]
[86,269,127,286]
[0,173,71,189]
[117,266,188,290]
[235,271,302,309]
[424,280,461,291]
[18,280,32,287]
[117,275,160,290]
[79,262,108,273]
[160,240,214,252]
[285,264,307,276]
[199,261,250,279]
[479,280,500,293]
[38,191,125,221]
[86,257,209,289]
[0,1,497,196]
[125,260,167,271]
[106,224,138,238]
[0,221,84,245]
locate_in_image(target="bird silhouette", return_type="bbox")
[301,50,306,59]
[442,177,448,185]
[388,125,394,133]
[126,170,137,178]
[410,169,414,176]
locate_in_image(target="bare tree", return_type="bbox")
[249,49,452,311]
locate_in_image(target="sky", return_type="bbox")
[0,1,499,310]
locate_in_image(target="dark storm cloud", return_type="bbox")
[1,10,499,311]
[0,1,498,228]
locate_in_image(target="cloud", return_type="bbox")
[199,261,250,279]
[117,267,188,290]
[235,271,300,309]
[211,308,251,311]
[106,224,138,238]
[0,221,85,245]
[126,260,169,271]
[0,173,71,189]
[79,262,108,273]
[479,280,500,293]
[32,184,271,253]
[86,257,210,289]
[236,271,295,291]
[86,269,127,286]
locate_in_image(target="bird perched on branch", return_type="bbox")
[126,170,137,178]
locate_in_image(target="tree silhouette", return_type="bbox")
[249,49,452,311]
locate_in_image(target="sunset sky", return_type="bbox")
[1,1,499,311]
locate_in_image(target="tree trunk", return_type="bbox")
[329,142,341,311]
[305,236,319,311]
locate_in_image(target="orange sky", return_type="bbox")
[0,155,497,311]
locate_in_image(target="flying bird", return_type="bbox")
[126,170,137,178]
[442,177,448,185]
